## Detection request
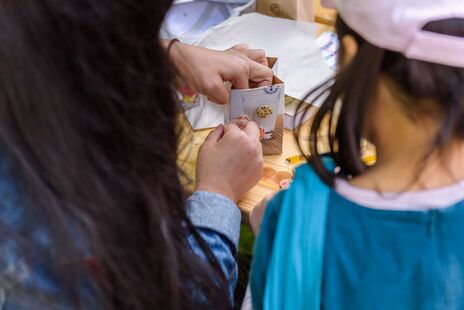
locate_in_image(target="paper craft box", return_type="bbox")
[225,57,284,155]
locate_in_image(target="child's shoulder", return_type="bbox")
[292,158,335,189]
[266,159,335,216]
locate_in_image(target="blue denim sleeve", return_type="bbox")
[186,191,241,303]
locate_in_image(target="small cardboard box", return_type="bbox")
[225,57,284,155]
[256,0,314,23]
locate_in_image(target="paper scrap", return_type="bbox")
[317,31,339,71]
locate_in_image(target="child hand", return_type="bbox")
[195,120,263,202]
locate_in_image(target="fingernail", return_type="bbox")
[237,119,248,129]
[259,126,265,140]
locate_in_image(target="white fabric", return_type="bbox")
[240,285,254,310]
[335,178,464,211]
[183,95,225,130]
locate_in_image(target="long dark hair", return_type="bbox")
[0,1,229,308]
[296,17,464,186]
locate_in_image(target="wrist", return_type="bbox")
[161,39,170,50]
[195,183,237,202]
[167,40,183,67]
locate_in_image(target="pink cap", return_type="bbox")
[333,0,464,68]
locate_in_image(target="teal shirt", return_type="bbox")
[251,165,464,309]
[323,192,464,309]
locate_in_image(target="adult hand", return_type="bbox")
[195,119,263,202]
[228,43,269,67]
[167,41,273,104]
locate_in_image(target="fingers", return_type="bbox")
[229,44,267,66]
[247,59,273,87]
[257,80,273,87]
[226,119,260,142]
[228,44,271,87]
[223,121,242,136]
[228,57,273,90]
[204,79,229,105]
[228,118,249,130]
[204,124,225,143]
[207,93,229,105]
[203,45,273,103]
[244,49,268,67]
[243,120,260,140]
[233,63,250,89]
[229,43,250,53]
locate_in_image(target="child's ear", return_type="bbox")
[340,35,359,67]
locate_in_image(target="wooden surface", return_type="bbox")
[314,0,337,26]
[178,4,339,223]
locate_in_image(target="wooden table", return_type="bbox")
[314,0,337,26]
[178,7,337,223]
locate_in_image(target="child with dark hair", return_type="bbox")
[250,0,464,309]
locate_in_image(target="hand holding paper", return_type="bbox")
[225,57,285,155]
[168,41,273,104]
[195,120,263,202]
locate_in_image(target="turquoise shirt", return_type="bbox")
[252,164,464,309]
[323,192,464,309]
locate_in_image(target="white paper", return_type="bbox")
[192,13,333,102]
[227,83,284,139]
[317,31,339,71]
[183,94,225,130]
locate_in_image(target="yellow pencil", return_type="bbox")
[285,154,308,164]
[362,154,377,166]
[285,153,377,165]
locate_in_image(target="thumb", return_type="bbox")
[204,124,225,143]
[243,120,260,140]
[207,90,229,105]
[205,78,229,105]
